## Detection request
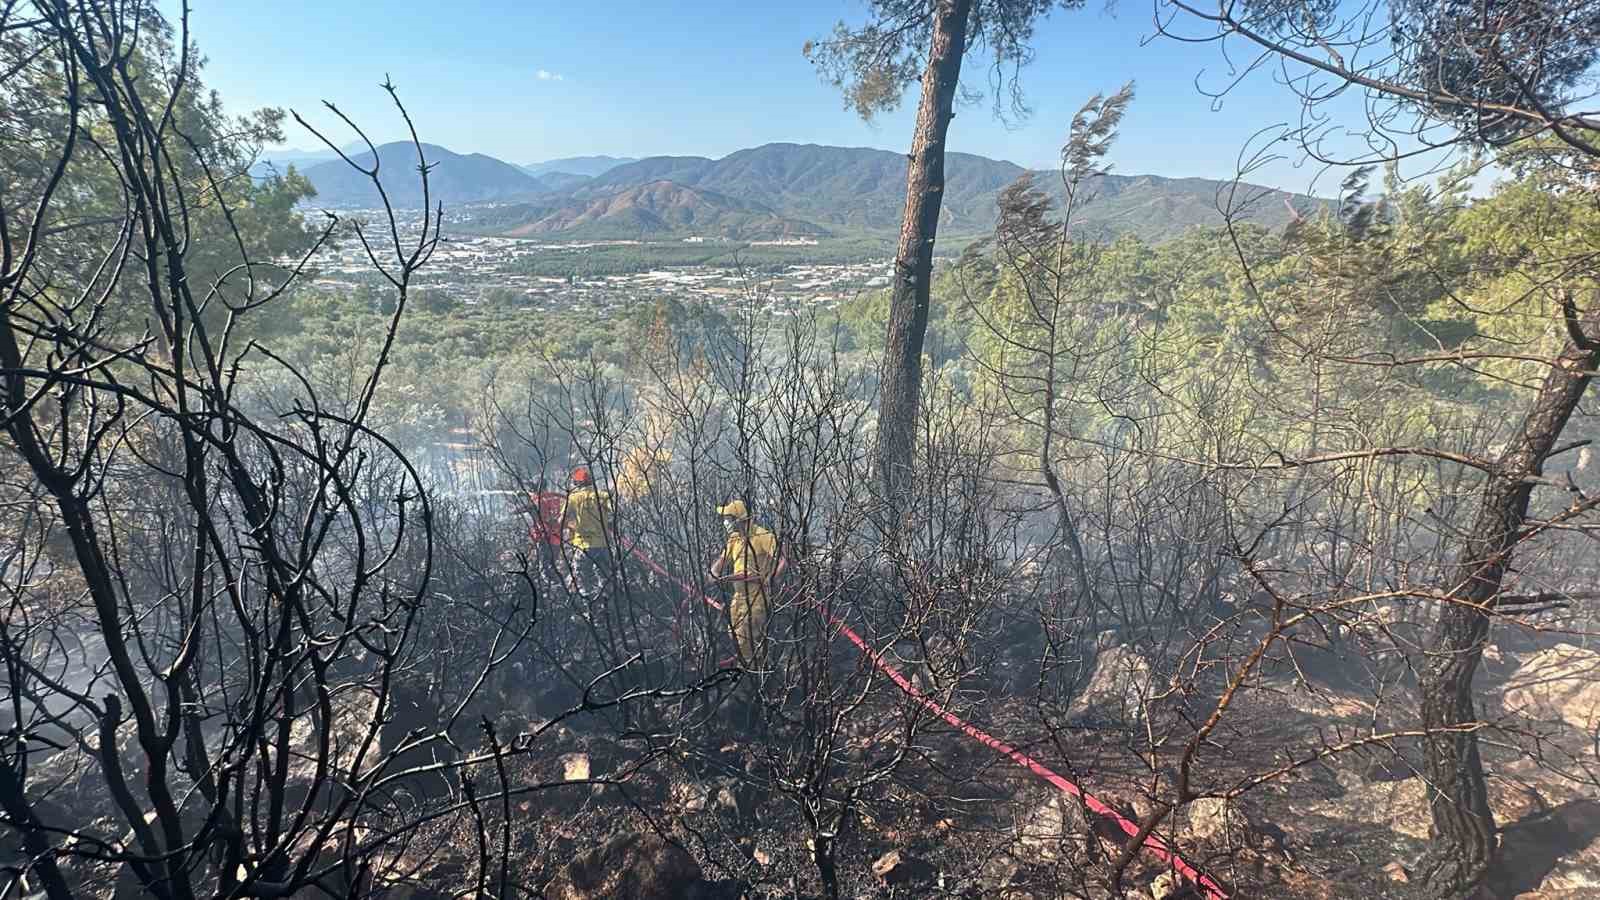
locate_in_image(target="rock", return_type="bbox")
[546,832,709,900]
[1015,793,1094,862]
[980,853,1024,891]
[1148,871,1180,898]
[1478,642,1524,681]
[705,778,739,813]
[1488,799,1600,898]
[1503,643,1600,732]
[1308,770,1547,841]
[1487,773,1547,824]
[872,849,936,887]
[1533,856,1600,895]
[289,687,380,771]
[1500,755,1588,807]
[1382,860,1409,883]
[1067,637,1154,726]
[561,752,591,782]
[670,780,708,813]
[1305,776,1430,840]
[1184,797,1246,844]
[669,778,737,814]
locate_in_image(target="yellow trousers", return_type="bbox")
[728,584,769,670]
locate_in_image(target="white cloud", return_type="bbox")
[536,69,564,82]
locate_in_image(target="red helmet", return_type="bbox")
[572,467,591,485]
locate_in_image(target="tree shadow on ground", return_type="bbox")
[1483,798,1600,897]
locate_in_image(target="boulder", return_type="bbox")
[669,778,739,815]
[1308,770,1547,841]
[1487,772,1548,824]
[1148,871,1180,899]
[1503,644,1600,732]
[1486,799,1600,898]
[979,852,1025,893]
[711,779,740,814]
[670,780,706,813]
[1015,793,1094,863]
[1306,775,1429,840]
[1067,635,1154,726]
[872,849,937,888]
[547,832,718,900]
[1480,642,1521,679]
[1382,860,1409,884]
[1184,797,1248,845]
[561,752,591,782]
[1526,834,1600,896]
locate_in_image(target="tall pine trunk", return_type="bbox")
[874,0,974,501]
[1421,305,1600,897]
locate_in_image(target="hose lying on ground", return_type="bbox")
[586,517,1227,900]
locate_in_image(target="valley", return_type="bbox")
[308,214,897,318]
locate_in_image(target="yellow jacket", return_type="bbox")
[725,524,777,580]
[560,486,613,550]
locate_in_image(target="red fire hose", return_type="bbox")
[533,495,1227,898]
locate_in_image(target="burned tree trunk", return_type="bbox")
[875,0,974,501]
[1421,300,1600,897]
[0,755,73,900]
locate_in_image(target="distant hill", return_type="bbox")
[478,181,828,241]
[583,156,719,189]
[502,143,1323,242]
[522,155,638,178]
[1061,173,1315,242]
[256,148,337,169]
[531,171,592,193]
[584,144,1026,233]
[295,141,1324,241]
[300,142,549,208]
[251,142,373,179]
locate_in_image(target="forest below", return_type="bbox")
[4,2,1600,900]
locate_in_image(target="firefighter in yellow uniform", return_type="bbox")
[559,467,613,597]
[710,499,784,671]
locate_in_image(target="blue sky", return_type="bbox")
[180,0,1379,194]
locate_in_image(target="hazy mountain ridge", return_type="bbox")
[296,141,1323,241]
[582,144,1029,233]
[481,181,829,240]
[536,143,1324,241]
[531,171,593,192]
[522,155,639,178]
[250,142,371,179]
[300,143,551,208]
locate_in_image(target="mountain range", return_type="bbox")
[252,146,634,205]
[292,144,562,209]
[495,181,826,239]
[290,142,1324,243]
[253,142,373,173]
[521,155,638,178]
